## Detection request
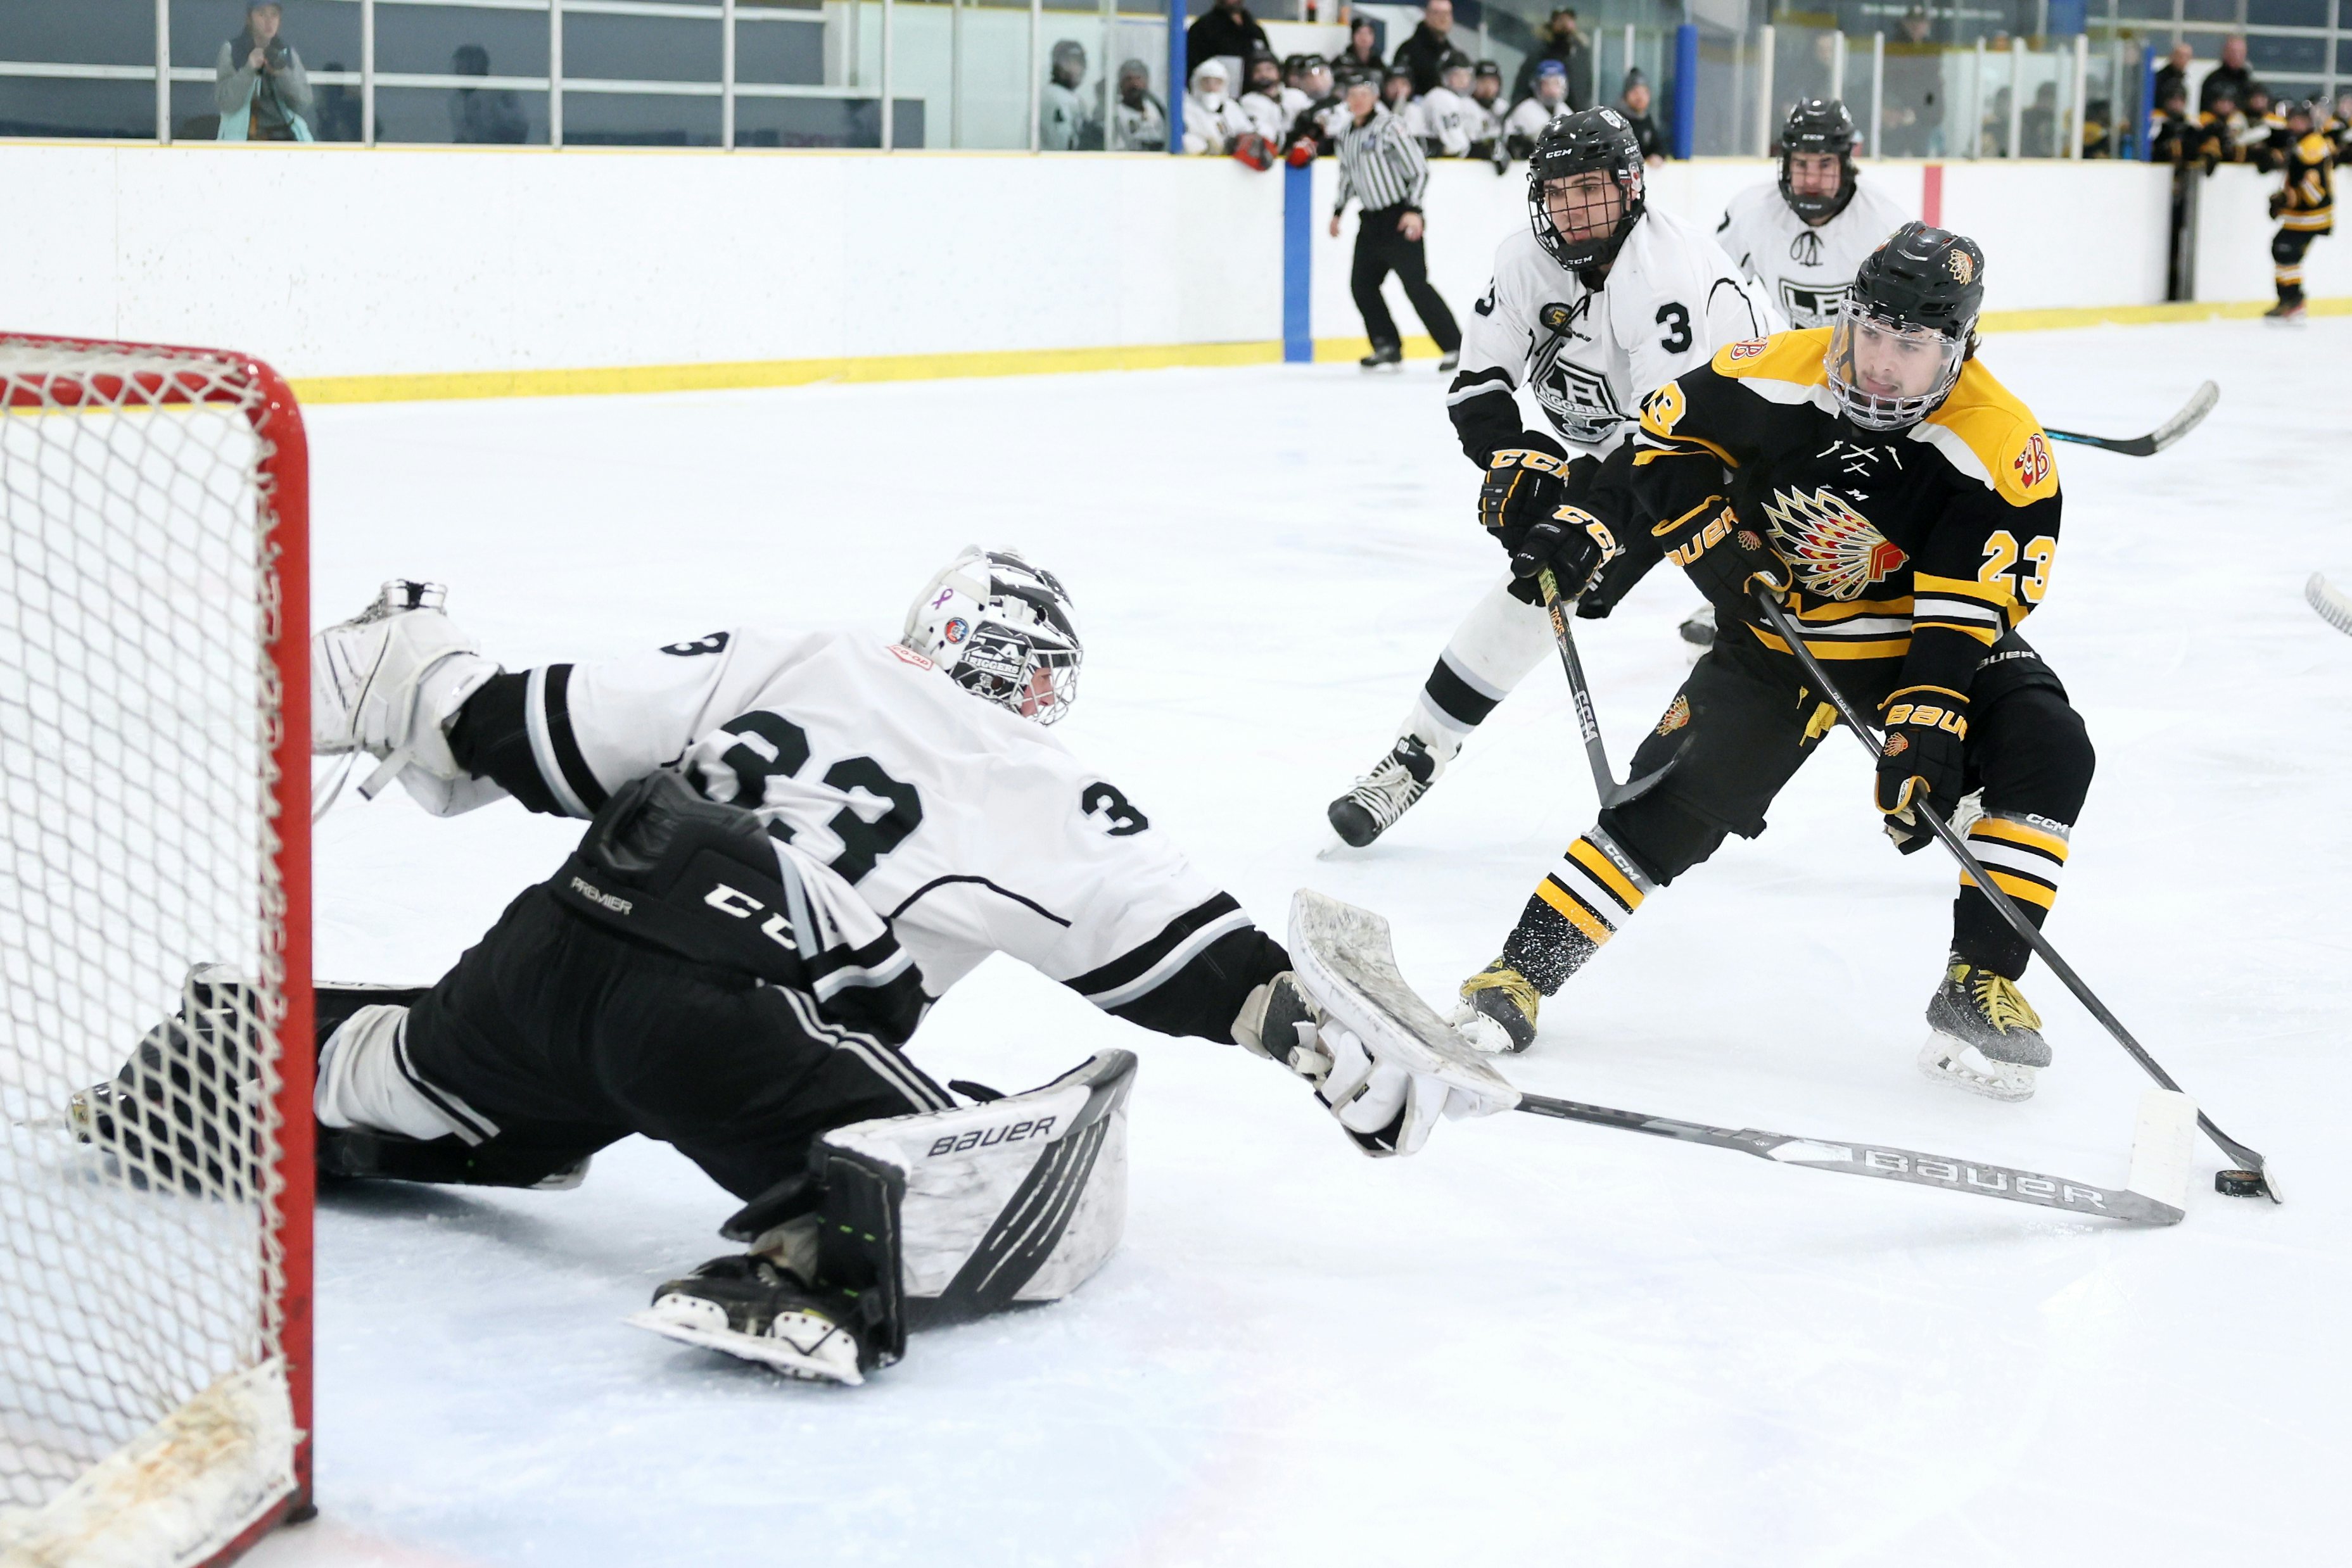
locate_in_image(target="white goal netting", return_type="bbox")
[0,339,306,1567]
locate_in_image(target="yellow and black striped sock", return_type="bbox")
[1952,811,2069,977]
[1502,827,1653,992]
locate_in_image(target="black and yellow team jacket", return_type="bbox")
[1629,328,2063,706]
[2278,129,2335,232]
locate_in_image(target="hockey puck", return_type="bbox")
[2215,1169,2268,1198]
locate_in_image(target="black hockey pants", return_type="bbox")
[1594,631,2094,978]
[398,884,946,1201]
[1351,205,1461,353]
[2273,227,2319,303]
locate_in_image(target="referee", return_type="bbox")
[1328,71,1461,370]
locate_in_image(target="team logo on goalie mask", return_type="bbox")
[1761,487,1908,600]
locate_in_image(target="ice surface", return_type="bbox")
[251,320,2351,1567]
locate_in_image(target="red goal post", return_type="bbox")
[0,334,312,1566]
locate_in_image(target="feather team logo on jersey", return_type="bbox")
[1656,694,1691,737]
[1762,487,1909,600]
[2011,432,2052,491]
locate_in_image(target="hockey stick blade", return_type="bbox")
[1513,1087,2192,1226]
[2045,380,2218,457]
[2307,573,2352,638]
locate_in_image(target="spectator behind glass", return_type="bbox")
[310,60,363,142]
[1333,16,1382,77]
[1620,68,1665,163]
[1041,39,1098,150]
[1503,56,1568,158]
[1187,0,1270,75]
[2203,35,2252,114]
[1879,6,1942,156]
[1110,58,1167,151]
[1512,10,1590,114]
[1394,0,1460,97]
[2152,41,2194,117]
[1183,60,1254,155]
[215,3,313,142]
[450,45,528,144]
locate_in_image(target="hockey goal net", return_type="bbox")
[0,338,311,1567]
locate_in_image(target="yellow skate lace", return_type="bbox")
[1460,961,1540,1025]
[1957,964,2042,1036]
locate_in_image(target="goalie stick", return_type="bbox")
[1515,1087,2194,1227]
[1291,890,2191,1226]
[1751,587,2279,1201]
[2043,380,2218,457]
[2307,573,2352,638]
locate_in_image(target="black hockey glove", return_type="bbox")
[1874,686,1969,848]
[1477,436,1572,556]
[1511,503,1626,602]
[1654,498,1791,619]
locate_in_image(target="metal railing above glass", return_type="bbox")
[0,0,1178,151]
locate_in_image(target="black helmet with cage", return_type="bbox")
[1826,221,1986,433]
[1779,98,1859,222]
[1527,108,1648,274]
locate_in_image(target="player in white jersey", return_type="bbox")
[1417,56,1477,156]
[1717,99,1914,332]
[1327,109,1779,849]
[104,551,1504,1382]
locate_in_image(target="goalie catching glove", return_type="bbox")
[312,579,505,817]
[1236,892,1519,1157]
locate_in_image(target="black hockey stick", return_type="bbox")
[1751,587,2278,1201]
[1514,1088,2192,1225]
[2043,380,2218,457]
[1534,565,1672,809]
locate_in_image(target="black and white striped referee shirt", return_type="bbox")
[1333,107,1428,216]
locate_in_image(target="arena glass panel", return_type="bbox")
[561,11,722,85]
[730,92,884,147]
[732,15,825,86]
[559,87,721,144]
[372,82,549,144]
[2245,0,2330,27]
[2250,35,2329,75]
[0,77,151,139]
[374,3,552,80]
[0,0,151,68]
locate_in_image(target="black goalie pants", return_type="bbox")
[1508,631,2094,986]
[395,884,944,1201]
[1351,205,1461,354]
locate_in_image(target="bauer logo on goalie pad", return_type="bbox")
[928,1116,1057,1159]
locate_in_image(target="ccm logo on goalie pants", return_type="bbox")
[929,1117,1057,1158]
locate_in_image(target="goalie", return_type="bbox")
[78,548,1511,1385]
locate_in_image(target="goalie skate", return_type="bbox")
[629,1256,871,1386]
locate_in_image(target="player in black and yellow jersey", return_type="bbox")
[2266,98,2334,321]
[1455,223,2093,1103]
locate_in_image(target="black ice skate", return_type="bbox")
[1359,342,1404,370]
[1919,959,2050,1102]
[627,1255,880,1386]
[2263,300,2308,323]
[1328,735,1442,847]
[1451,960,1540,1054]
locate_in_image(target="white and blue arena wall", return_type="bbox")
[0,139,2339,403]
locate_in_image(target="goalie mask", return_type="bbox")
[901,547,1083,725]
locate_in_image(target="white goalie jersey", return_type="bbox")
[1715,177,1914,331]
[488,627,1275,1035]
[1447,206,1780,465]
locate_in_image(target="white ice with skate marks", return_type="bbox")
[259,317,2352,1567]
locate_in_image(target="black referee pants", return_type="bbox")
[1351,205,1461,353]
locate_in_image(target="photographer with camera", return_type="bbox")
[215,3,314,142]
